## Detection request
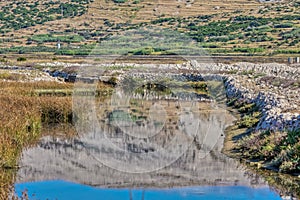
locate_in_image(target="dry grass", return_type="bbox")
[0,81,74,198]
[0,0,296,49]
[0,78,114,197]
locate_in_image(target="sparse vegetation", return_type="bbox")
[225,95,300,198]
[238,129,300,173]
[226,94,300,174]
[0,0,91,31]
[0,0,300,198]
[0,0,299,56]
[30,34,85,43]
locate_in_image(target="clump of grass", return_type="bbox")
[0,73,11,80]
[0,95,42,197]
[234,101,261,129]
[238,103,257,113]
[239,70,254,76]
[16,57,26,62]
[238,129,300,173]
[237,111,261,129]
[39,96,73,124]
[253,73,266,79]
[0,169,15,200]
[0,72,27,81]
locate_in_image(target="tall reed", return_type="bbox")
[0,81,73,198]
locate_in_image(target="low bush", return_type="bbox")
[17,57,26,61]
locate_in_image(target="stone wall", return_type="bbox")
[224,76,300,131]
[215,62,300,131]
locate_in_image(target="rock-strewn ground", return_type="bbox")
[0,65,58,82]
[206,62,300,131]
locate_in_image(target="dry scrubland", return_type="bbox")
[0,0,299,58]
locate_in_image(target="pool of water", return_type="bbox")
[15,95,285,199]
[15,180,282,200]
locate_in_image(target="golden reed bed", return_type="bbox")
[0,81,74,199]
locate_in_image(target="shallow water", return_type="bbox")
[14,78,284,199]
[15,180,281,200]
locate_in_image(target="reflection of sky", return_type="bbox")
[15,180,282,200]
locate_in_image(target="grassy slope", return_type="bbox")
[0,0,299,57]
[223,99,300,198]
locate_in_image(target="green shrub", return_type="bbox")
[17,57,26,61]
[238,113,260,128]
[274,23,294,28]
[113,0,127,3]
[132,47,155,55]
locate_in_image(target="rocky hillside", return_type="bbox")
[0,0,299,57]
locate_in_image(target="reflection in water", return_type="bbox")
[15,79,281,199]
[15,180,282,200]
[16,102,275,188]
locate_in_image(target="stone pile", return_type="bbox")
[206,62,300,80]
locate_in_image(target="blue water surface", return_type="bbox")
[15,180,282,200]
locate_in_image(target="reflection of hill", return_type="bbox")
[17,100,267,188]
